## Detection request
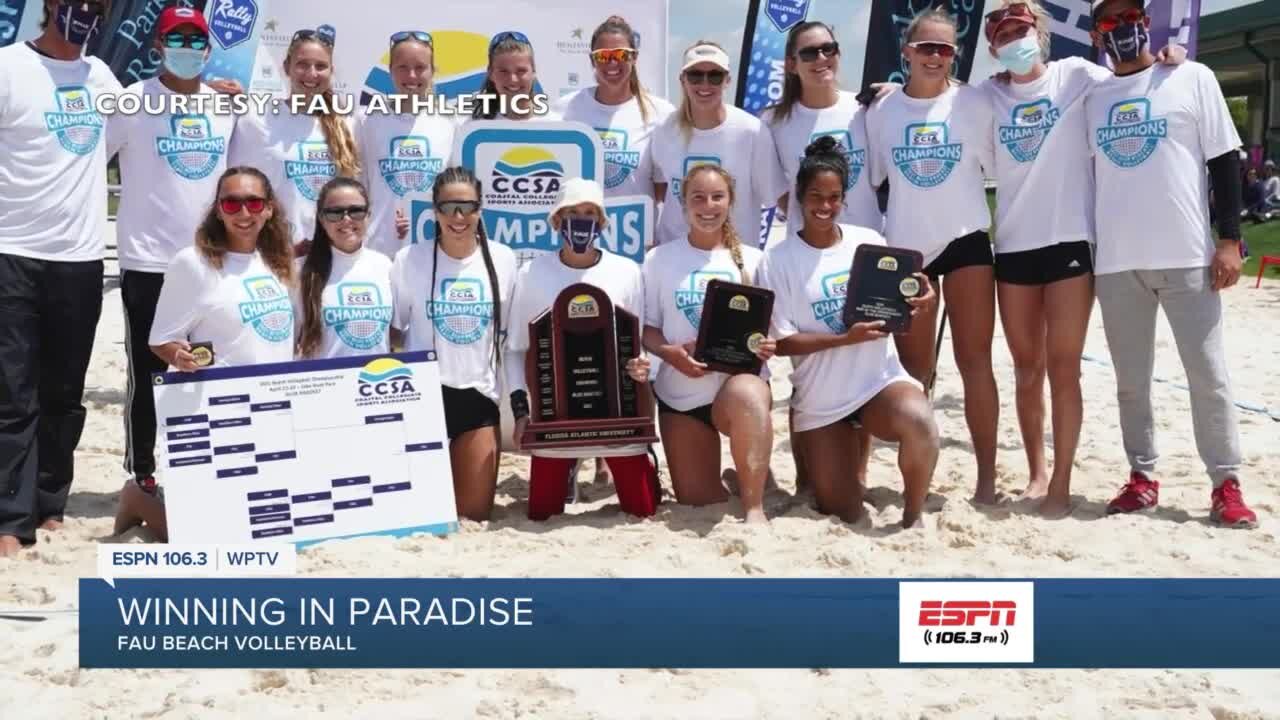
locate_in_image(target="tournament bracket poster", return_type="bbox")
[153,352,458,546]
[433,120,652,265]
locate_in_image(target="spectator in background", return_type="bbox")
[1263,160,1280,212]
[1243,167,1268,222]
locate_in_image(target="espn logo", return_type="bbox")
[899,582,1034,664]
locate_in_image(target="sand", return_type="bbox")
[2,225,1278,719]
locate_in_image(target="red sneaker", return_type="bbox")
[1211,478,1258,529]
[1106,472,1159,515]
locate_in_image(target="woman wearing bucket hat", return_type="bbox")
[650,41,787,248]
[505,178,660,521]
[978,0,1185,516]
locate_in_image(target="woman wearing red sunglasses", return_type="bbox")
[865,6,1001,505]
[979,0,1183,516]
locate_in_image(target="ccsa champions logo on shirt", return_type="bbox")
[156,115,226,180]
[807,130,863,189]
[813,271,849,332]
[1097,98,1167,169]
[597,128,641,189]
[999,99,1060,163]
[356,358,420,406]
[285,141,337,201]
[892,122,962,188]
[45,85,103,156]
[379,135,443,196]
[676,269,734,328]
[358,30,545,106]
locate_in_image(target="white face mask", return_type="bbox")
[996,33,1041,75]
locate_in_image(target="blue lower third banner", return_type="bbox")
[79,579,1280,668]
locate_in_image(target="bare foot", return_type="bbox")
[1022,475,1050,500]
[1038,494,1073,519]
[900,513,927,530]
[0,535,23,557]
[971,485,1002,506]
[744,507,769,525]
[38,517,64,531]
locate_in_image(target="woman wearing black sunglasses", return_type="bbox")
[357,31,455,259]
[865,6,1002,505]
[390,167,517,521]
[650,41,786,248]
[293,177,393,359]
[229,27,361,257]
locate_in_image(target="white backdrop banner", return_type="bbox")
[201,0,668,104]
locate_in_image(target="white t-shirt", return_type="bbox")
[650,105,787,247]
[866,83,994,265]
[757,224,919,433]
[761,91,883,236]
[981,57,1109,255]
[356,107,454,259]
[0,43,121,262]
[556,88,675,197]
[290,246,393,359]
[149,247,295,367]
[391,240,518,402]
[505,249,648,458]
[228,110,356,244]
[642,239,765,411]
[1086,62,1241,274]
[106,78,237,273]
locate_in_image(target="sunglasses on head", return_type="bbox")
[436,200,481,216]
[489,30,530,55]
[796,41,840,62]
[163,32,208,50]
[985,2,1033,24]
[906,41,957,58]
[292,28,334,47]
[390,30,432,46]
[219,196,267,215]
[1095,8,1144,33]
[685,69,727,86]
[320,205,368,222]
[590,47,637,64]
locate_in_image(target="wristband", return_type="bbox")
[510,390,530,420]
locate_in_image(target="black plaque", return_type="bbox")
[842,245,925,334]
[522,283,658,449]
[693,279,774,375]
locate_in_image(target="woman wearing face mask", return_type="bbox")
[293,178,393,359]
[865,7,1001,505]
[504,178,659,520]
[229,27,361,257]
[651,41,787,248]
[104,7,238,516]
[759,138,939,529]
[979,0,1184,515]
[113,167,297,540]
[762,21,882,237]
[557,16,674,201]
[391,167,517,522]
[357,31,455,259]
[642,164,777,524]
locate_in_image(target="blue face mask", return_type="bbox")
[163,47,209,80]
[996,33,1040,75]
[560,216,599,254]
[54,2,102,46]
[1102,20,1149,63]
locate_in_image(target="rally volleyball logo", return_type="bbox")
[358,29,545,106]
[597,128,640,189]
[429,278,493,345]
[155,115,226,180]
[999,99,1061,163]
[489,147,564,206]
[326,282,392,350]
[379,135,443,196]
[807,130,863,189]
[813,271,849,332]
[285,141,337,200]
[238,276,293,343]
[1097,98,1167,168]
[44,85,103,156]
[892,122,962,188]
[356,358,420,405]
[676,270,734,328]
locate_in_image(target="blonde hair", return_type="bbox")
[996,0,1052,59]
[286,36,361,179]
[680,164,747,284]
[389,36,436,97]
[677,39,728,144]
[902,6,963,86]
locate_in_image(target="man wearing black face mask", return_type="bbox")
[1085,0,1257,528]
[0,0,123,556]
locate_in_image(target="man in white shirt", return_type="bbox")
[0,0,122,556]
[1263,160,1280,211]
[1086,0,1257,527]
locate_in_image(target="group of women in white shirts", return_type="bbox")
[114,1,1190,537]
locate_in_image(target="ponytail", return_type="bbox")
[765,21,835,126]
[285,36,361,178]
[591,15,654,127]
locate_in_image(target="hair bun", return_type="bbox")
[804,135,840,158]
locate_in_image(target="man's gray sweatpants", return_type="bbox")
[1094,267,1242,487]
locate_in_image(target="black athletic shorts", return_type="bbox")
[995,240,1093,286]
[924,230,995,279]
[655,392,715,429]
[441,385,500,441]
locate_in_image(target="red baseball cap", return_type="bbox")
[156,7,210,37]
[984,3,1036,43]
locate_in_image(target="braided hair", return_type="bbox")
[796,135,850,201]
